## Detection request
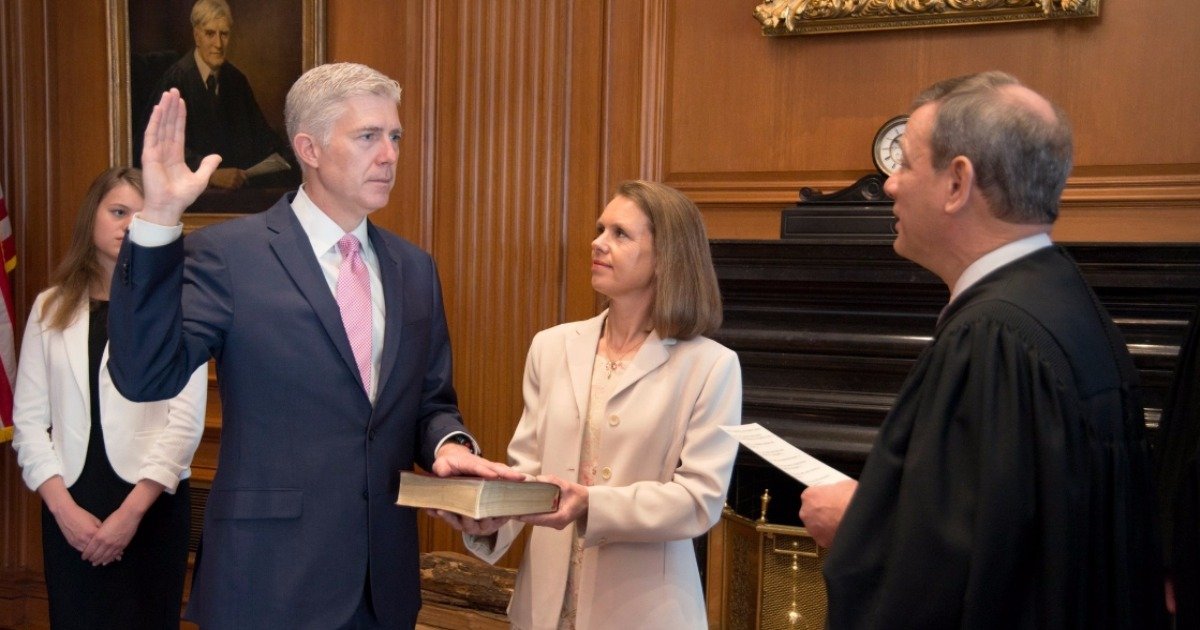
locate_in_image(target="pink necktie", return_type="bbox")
[336,235,372,393]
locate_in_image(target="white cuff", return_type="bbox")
[435,431,480,456]
[130,214,184,247]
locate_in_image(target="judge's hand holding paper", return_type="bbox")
[718,423,853,548]
[799,480,857,548]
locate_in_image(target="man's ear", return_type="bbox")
[943,155,976,215]
[293,134,320,169]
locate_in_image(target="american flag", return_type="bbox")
[0,181,16,441]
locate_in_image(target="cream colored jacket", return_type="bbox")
[12,289,208,493]
[466,311,742,630]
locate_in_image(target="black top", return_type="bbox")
[1155,300,1200,626]
[73,299,132,517]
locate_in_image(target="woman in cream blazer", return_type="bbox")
[11,167,207,629]
[447,181,741,630]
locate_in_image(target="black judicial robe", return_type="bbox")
[823,247,1164,629]
[1155,300,1200,627]
[150,53,293,176]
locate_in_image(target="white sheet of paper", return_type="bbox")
[720,423,850,486]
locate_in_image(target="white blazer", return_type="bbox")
[11,289,208,493]
[466,311,742,630]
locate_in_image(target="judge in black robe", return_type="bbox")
[823,247,1163,628]
[800,71,1165,630]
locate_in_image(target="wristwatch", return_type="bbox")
[445,433,477,454]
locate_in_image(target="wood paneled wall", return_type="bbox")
[3,0,1199,621]
[657,0,1200,241]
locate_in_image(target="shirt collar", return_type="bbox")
[950,232,1053,304]
[194,49,217,83]
[290,185,370,258]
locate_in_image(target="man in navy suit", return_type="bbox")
[108,62,521,628]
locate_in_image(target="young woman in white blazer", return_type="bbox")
[11,167,208,629]
[438,180,742,629]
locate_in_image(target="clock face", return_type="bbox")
[873,115,908,177]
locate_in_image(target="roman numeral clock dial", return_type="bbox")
[873,115,908,177]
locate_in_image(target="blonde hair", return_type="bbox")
[615,180,722,340]
[42,168,143,330]
[285,62,402,145]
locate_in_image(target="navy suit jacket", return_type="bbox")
[108,194,469,628]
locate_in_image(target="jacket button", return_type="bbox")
[608,414,619,427]
[362,491,369,500]
[600,466,612,480]
[368,428,376,441]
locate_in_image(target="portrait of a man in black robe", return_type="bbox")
[129,0,303,212]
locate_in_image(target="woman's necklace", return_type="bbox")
[603,326,647,379]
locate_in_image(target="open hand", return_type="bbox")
[140,88,222,225]
[431,443,524,481]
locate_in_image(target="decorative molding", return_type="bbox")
[640,0,669,180]
[753,0,1100,36]
[105,0,131,166]
[668,168,1200,206]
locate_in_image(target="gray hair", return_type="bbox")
[191,0,232,28]
[284,63,402,145]
[913,70,1073,224]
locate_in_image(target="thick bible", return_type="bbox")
[395,472,560,518]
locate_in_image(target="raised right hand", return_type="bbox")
[140,88,222,225]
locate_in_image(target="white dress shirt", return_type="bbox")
[129,186,386,402]
[129,189,477,451]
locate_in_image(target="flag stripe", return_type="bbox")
[0,180,17,440]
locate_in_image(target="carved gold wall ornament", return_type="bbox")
[753,0,1099,36]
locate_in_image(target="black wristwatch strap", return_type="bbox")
[447,433,476,454]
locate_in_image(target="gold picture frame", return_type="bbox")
[753,0,1099,36]
[107,0,325,228]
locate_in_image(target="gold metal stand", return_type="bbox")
[706,490,827,629]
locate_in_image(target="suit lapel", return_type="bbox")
[265,200,366,393]
[565,313,606,424]
[63,305,90,409]
[370,224,404,397]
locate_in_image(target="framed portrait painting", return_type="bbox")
[108,0,325,227]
